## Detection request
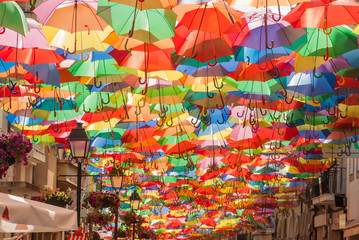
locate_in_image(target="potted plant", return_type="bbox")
[32,185,73,207]
[83,191,119,213]
[120,210,145,228]
[86,210,114,226]
[0,133,32,178]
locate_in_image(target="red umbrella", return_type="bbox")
[0,46,64,64]
[283,0,359,29]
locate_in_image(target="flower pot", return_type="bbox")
[46,197,67,207]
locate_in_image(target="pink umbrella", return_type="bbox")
[0,18,48,48]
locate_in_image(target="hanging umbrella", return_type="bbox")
[0,46,64,65]
[41,25,112,53]
[107,0,177,9]
[0,1,29,36]
[97,0,177,44]
[174,0,243,36]
[293,26,358,59]
[0,18,46,48]
[283,0,359,29]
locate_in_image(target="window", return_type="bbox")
[350,158,354,181]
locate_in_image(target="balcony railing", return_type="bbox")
[305,163,346,207]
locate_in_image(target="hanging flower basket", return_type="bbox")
[32,185,73,207]
[83,191,119,213]
[0,133,32,178]
[86,210,113,226]
[120,210,145,228]
[138,229,157,240]
[117,229,128,238]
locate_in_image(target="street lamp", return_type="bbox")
[130,190,141,240]
[68,122,91,226]
[110,168,124,240]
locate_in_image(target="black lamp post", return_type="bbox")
[130,191,141,240]
[110,168,124,240]
[68,122,91,226]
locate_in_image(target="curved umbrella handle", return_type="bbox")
[94,77,102,88]
[208,57,217,67]
[81,52,89,61]
[313,66,323,78]
[0,27,5,35]
[322,20,332,35]
[124,37,133,53]
[67,42,76,54]
[271,3,281,22]
[213,77,223,89]
[337,72,346,86]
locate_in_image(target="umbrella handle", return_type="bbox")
[94,77,102,88]
[217,113,225,124]
[0,27,5,35]
[124,37,132,53]
[52,124,62,133]
[157,118,165,127]
[14,116,20,124]
[206,86,214,98]
[322,116,330,125]
[201,108,209,117]
[81,52,89,61]
[32,135,39,143]
[134,105,141,116]
[213,77,223,89]
[181,103,186,113]
[259,108,267,116]
[312,129,319,138]
[271,4,281,22]
[313,67,323,78]
[258,59,268,70]
[312,91,321,104]
[337,72,345,86]
[322,20,332,35]
[33,83,41,93]
[67,42,77,54]
[102,115,110,123]
[83,104,92,113]
[204,115,211,126]
[141,81,148,95]
[223,107,231,116]
[208,57,217,67]
[166,116,173,127]
[30,0,37,6]
[340,109,347,118]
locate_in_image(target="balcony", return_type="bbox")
[305,164,346,207]
[56,149,86,190]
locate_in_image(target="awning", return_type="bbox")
[0,192,77,232]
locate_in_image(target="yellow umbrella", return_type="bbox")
[42,25,113,53]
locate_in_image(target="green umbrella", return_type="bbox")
[0,1,29,36]
[68,58,127,78]
[97,0,176,44]
[292,26,358,58]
